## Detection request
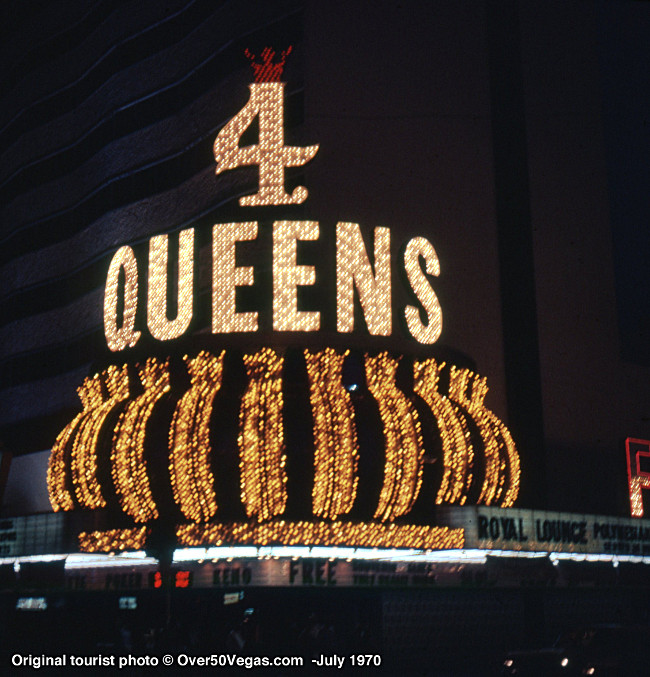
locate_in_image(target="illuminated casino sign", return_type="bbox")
[47,48,521,554]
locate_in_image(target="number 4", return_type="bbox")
[213,82,319,206]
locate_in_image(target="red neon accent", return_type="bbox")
[153,571,162,589]
[244,46,292,82]
[175,571,191,588]
[637,449,650,477]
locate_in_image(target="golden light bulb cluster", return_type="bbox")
[485,402,520,507]
[413,359,473,505]
[103,245,141,352]
[72,365,130,509]
[336,223,392,336]
[449,368,499,504]
[448,366,520,506]
[147,228,194,341]
[305,348,359,519]
[239,349,287,521]
[49,347,521,530]
[78,527,149,553]
[169,351,223,523]
[273,221,320,331]
[48,396,88,512]
[177,520,464,551]
[213,82,319,206]
[366,353,424,521]
[111,358,170,523]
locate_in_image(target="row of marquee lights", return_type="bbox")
[103,222,442,351]
[47,349,520,526]
[49,53,523,551]
[78,522,465,554]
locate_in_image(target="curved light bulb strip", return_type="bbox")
[72,365,129,510]
[239,349,287,521]
[483,403,520,507]
[47,378,100,511]
[169,351,224,523]
[111,358,170,523]
[449,368,499,504]
[365,352,424,521]
[448,367,520,506]
[413,359,474,505]
[305,348,359,519]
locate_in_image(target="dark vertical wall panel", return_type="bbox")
[486,0,546,507]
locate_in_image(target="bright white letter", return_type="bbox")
[104,246,141,351]
[273,221,320,331]
[403,236,442,344]
[212,222,258,333]
[336,223,391,336]
[147,228,194,341]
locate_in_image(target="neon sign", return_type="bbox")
[103,51,441,350]
[626,438,650,517]
[49,47,521,553]
[215,48,318,206]
[103,219,442,350]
